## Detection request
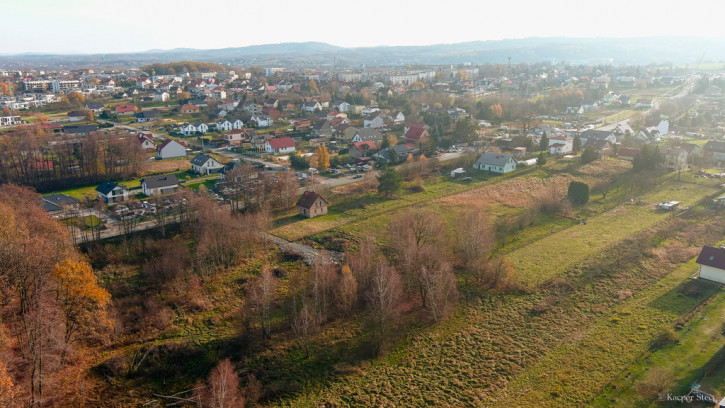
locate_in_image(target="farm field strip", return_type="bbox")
[496,256,720,407]
[506,181,718,288]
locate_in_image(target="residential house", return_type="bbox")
[473,152,517,173]
[363,112,384,129]
[695,246,725,284]
[137,133,155,150]
[218,100,238,111]
[352,128,383,143]
[250,115,272,128]
[96,180,129,204]
[373,144,413,164]
[309,137,329,147]
[230,119,244,129]
[154,92,170,102]
[141,174,179,196]
[349,141,378,159]
[312,120,333,138]
[0,115,21,126]
[115,104,137,116]
[135,110,161,123]
[335,101,351,112]
[296,191,328,218]
[265,137,296,154]
[63,125,98,136]
[403,125,429,145]
[387,111,405,125]
[582,138,614,158]
[703,141,725,166]
[512,147,527,159]
[224,130,244,146]
[216,119,233,131]
[661,147,688,172]
[265,98,279,108]
[579,129,616,146]
[84,101,104,113]
[157,139,186,159]
[302,100,322,112]
[37,194,80,218]
[180,104,200,114]
[548,136,574,155]
[179,121,208,135]
[190,153,224,175]
[67,110,86,122]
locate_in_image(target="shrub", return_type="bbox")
[567,181,590,205]
[651,327,678,348]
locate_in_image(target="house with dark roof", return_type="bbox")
[63,124,98,136]
[37,194,80,217]
[265,137,296,154]
[135,110,161,123]
[363,112,384,129]
[579,129,616,146]
[352,128,383,143]
[373,144,414,164]
[696,246,725,284]
[473,152,517,173]
[312,120,333,138]
[84,101,105,113]
[190,153,224,175]
[582,138,614,158]
[297,191,328,218]
[67,110,87,122]
[141,174,179,196]
[96,181,129,204]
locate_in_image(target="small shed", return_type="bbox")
[696,246,725,284]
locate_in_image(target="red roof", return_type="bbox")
[116,104,136,113]
[267,137,295,149]
[404,126,428,142]
[180,104,199,111]
[158,139,185,150]
[353,141,377,151]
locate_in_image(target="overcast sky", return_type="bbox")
[4,0,725,54]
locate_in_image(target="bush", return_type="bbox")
[580,146,600,164]
[567,181,589,205]
[651,327,678,348]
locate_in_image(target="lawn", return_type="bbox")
[49,177,143,200]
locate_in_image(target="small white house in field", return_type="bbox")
[473,152,517,173]
[190,153,223,175]
[696,246,725,284]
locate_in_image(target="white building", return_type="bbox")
[696,246,725,284]
[548,136,574,155]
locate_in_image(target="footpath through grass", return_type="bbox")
[507,180,718,288]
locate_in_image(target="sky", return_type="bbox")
[3,0,725,55]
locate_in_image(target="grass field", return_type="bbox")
[506,180,719,288]
[592,284,725,407]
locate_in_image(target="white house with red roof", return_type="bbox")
[137,133,155,151]
[404,124,430,144]
[264,137,296,154]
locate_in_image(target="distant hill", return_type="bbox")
[2,38,724,68]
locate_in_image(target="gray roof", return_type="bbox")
[96,180,126,195]
[581,129,613,140]
[136,110,161,119]
[142,174,179,189]
[85,102,104,110]
[38,194,79,212]
[63,125,98,134]
[355,128,383,141]
[190,153,216,166]
[704,141,725,153]
[475,152,515,166]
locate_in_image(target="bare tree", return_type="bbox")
[311,250,337,323]
[366,262,403,354]
[246,264,277,339]
[421,261,457,322]
[455,210,494,285]
[335,266,358,330]
[194,359,244,408]
[292,303,319,358]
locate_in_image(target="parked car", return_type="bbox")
[353,174,363,179]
